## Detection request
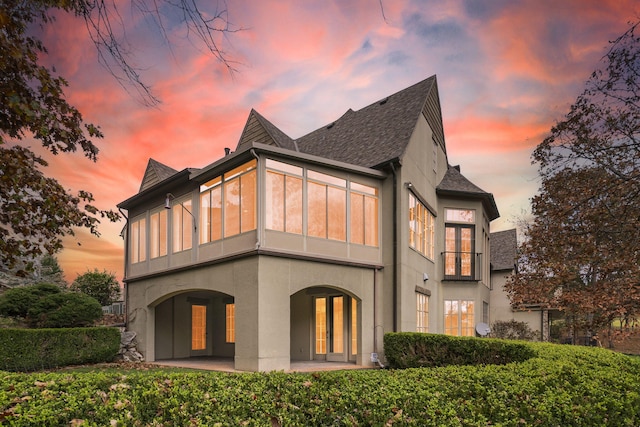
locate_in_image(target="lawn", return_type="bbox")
[1,342,639,426]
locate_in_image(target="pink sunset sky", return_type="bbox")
[28,0,639,282]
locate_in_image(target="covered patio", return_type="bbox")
[148,357,374,373]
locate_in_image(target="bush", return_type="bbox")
[0,342,639,426]
[27,292,103,328]
[491,319,537,340]
[0,283,61,318]
[0,327,120,372]
[71,269,121,306]
[383,332,536,369]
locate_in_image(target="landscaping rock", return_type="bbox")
[116,330,145,362]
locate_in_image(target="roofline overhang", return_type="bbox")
[117,169,192,210]
[436,188,500,221]
[191,142,388,183]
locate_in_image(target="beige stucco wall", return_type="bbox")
[127,254,378,372]
[490,271,543,339]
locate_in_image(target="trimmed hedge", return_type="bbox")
[0,343,639,426]
[384,332,536,368]
[0,327,120,372]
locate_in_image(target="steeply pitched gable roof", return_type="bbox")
[139,158,179,193]
[236,109,296,151]
[437,165,500,221]
[295,75,443,168]
[490,228,517,271]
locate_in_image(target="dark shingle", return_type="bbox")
[236,109,296,151]
[490,229,517,271]
[139,159,179,193]
[437,165,500,221]
[295,76,438,168]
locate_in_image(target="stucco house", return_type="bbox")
[118,75,506,372]
[489,229,549,340]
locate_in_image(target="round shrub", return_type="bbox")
[0,283,61,318]
[27,292,103,328]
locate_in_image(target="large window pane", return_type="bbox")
[315,297,327,354]
[350,193,364,245]
[224,177,240,237]
[308,181,327,238]
[286,176,303,234]
[327,187,346,241]
[150,210,167,258]
[332,296,344,353]
[445,227,456,275]
[240,170,256,233]
[266,171,285,231]
[364,196,378,246]
[200,192,210,244]
[211,187,222,241]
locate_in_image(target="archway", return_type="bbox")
[153,290,235,360]
[290,286,359,363]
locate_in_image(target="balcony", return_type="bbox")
[442,252,482,281]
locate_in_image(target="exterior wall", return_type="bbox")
[490,270,543,339]
[394,115,440,334]
[126,254,377,371]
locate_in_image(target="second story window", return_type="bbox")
[130,217,146,264]
[199,160,257,243]
[149,210,168,258]
[172,198,193,253]
[266,159,303,234]
[409,193,435,259]
[307,170,346,241]
[444,208,475,280]
[350,182,378,246]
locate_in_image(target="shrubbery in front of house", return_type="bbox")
[383,332,536,369]
[0,327,120,372]
[491,319,537,341]
[0,282,103,328]
[0,342,639,426]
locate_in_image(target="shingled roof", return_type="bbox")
[139,159,179,193]
[490,229,517,272]
[236,109,296,151]
[436,165,500,221]
[234,75,445,169]
[296,76,442,168]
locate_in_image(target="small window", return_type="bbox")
[445,208,475,223]
[416,293,429,332]
[225,303,235,343]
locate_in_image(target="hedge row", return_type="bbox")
[1,343,639,426]
[0,327,120,372]
[384,332,536,368]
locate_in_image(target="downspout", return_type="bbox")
[118,207,129,329]
[389,162,398,332]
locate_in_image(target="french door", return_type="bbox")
[314,295,357,362]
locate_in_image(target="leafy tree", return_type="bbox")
[506,20,640,346]
[27,291,102,328]
[37,254,67,287]
[71,268,120,306]
[0,0,238,275]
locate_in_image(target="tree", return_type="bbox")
[506,20,640,346]
[37,254,66,287]
[71,268,120,306]
[0,0,238,275]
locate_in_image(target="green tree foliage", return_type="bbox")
[0,282,102,327]
[506,20,640,345]
[37,254,66,287]
[71,268,120,306]
[0,283,61,318]
[0,0,238,276]
[27,292,102,328]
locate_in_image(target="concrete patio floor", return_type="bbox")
[148,357,372,373]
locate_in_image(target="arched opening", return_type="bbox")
[153,290,235,360]
[290,286,359,363]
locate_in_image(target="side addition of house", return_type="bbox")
[118,75,503,372]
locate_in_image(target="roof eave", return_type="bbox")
[436,188,500,221]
